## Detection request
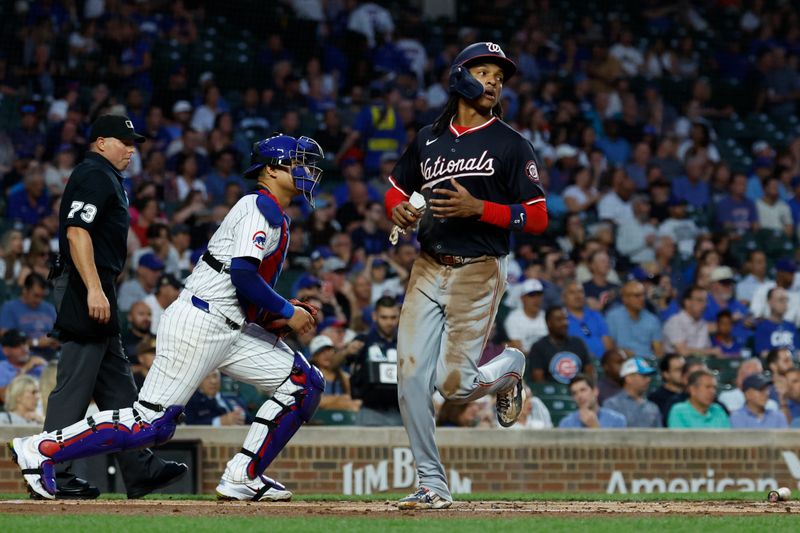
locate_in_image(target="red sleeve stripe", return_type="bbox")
[387,176,411,197]
[384,186,408,220]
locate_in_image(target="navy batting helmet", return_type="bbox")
[448,42,517,100]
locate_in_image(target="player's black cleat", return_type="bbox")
[126,461,188,499]
[54,477,101,500]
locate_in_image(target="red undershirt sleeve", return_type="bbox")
[479,199,548,234]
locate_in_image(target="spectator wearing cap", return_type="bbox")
[730,374,789,429]
[367,254,408,305]
[662,285,722,357]
[0,273,58,359]
[558,374,627,429]
[746,155,776,202]
[667,369,731,429]
[604,358,663,427]
[605,281,663,358]
[131,223,182,278]
[10,103,46,161]
[750,259,800,323]
[309,335,361,412]
[616,195,657,265]
[0,330,46,399]
[703,266,749,332]
[117,252,165,313]
[308,194,342,248]
[736,250,772,306]
[504,278,548,354]
[715,172,757,234]
[563,281,614,359]
[719,358,779,413]
[6,163,51,227]
[143,274,182,335]
[757,175,794,237]
[550,144,580,193]
[529,307,594,385]
[648,353,685,424]
[754,287,797,357]
[658,197,701,260]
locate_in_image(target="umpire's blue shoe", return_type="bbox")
[126,461,188,499]
[397,487,452,510]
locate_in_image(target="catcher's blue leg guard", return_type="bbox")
[229,352,324,481]
[36,404,184,463]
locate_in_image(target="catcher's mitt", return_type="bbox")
[259,298,319,337]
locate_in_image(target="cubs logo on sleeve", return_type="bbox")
[252,231,268,251]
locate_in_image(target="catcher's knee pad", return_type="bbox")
[38,405,184,463]
[289,351,325,422]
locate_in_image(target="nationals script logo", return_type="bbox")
[419,150,495,189]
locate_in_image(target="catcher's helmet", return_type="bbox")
[448,42,517,100]
[244,133,325,207]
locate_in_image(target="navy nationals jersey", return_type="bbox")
[388,117,545,257]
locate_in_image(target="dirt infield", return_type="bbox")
[0,499,798,518]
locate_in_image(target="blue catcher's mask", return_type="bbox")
[245,134,325,207]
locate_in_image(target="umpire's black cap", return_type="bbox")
[89,114,146,143]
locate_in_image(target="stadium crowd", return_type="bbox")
[1,0,800,430]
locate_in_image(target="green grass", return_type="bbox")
[0,490,764,502]
[0,516,794,533]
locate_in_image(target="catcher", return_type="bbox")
[10,134,326,501]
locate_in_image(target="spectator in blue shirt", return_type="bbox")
[605,281,663,358]
[559,373,627,428]
[0,330,46,398]
[730,374,789,429]
[784,368,800,425]
[788,176,800,228]
[564,281,614,360]
[672,156,710,210]
[204,148,245,206]
[6,165,50,227]
[0,273,58,359]
[715,172,758,234]
[710,310,745,358]
[754,287,797,357]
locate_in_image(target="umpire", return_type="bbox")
[46,115,186,499]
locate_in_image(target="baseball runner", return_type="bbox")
[10,134,326,502]
[384,42,548,509]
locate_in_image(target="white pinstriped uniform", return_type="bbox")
[136,192,302,482]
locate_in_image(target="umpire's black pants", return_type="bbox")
[44,334,166,489]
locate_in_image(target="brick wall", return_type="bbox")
[3,427,800,495]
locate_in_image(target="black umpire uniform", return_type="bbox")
[47,115,184,499]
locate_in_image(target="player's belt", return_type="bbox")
[202,251,229,273]
[426,252,489,267]
[189,294,241,330]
